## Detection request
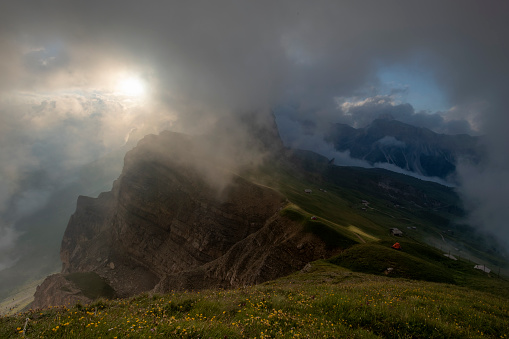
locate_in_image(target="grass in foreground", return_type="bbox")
[1,262,508,338]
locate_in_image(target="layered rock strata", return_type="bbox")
[33,131,335,308]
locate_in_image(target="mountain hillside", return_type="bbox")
[326,118,484,180]
[32,131,343,309]
[30,118,507,310]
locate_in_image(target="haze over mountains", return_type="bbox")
[0,140,133,303]
[32,129,335,308]
[326,118,484,181]
[0,111,504,310]
[32,114,504,309]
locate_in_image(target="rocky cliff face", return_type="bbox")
[31,274,93,309]
[33,129,335,308]
[326,119,484,180]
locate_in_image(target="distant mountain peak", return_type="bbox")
[326,119,484,181]
[376,113,395,121]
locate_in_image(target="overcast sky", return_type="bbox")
[1,1,509,270]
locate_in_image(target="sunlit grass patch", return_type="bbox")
[347,225,379,242]
[280,203,360,249]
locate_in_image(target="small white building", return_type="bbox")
[304,189,312,194]
[474,265,491,273]
[390,228,403,236]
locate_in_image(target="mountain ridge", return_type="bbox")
[30,116,507,310]
[326,118,484,180]
[32,130,340,309]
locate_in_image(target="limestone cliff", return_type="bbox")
[33,130,337,308]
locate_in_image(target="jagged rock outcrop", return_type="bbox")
[154,212,331,292]
[31,274,93,309]
[34,128,337,308]
[31,271,115,309]
[59,131,288,296]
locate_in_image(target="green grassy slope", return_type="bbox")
[245,150,509,299]
[1,262,508,338]
[329,243,456,284]
[250,150,508,269]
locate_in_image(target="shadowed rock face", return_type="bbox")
[34,129,335,308]
[31,274,93,309]
[31,272,114,309]
[60,131,287,297]
[153,214,332,292]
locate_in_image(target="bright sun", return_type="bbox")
[117,76,146,96]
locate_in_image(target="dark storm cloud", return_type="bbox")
[1,0,509,267]
[2,1,507,123]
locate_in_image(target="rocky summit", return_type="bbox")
[32,131,336,309]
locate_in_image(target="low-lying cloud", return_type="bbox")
[377,136,406,148]
[0,225,19,271]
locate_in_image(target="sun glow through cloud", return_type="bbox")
[116,75,146,97]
